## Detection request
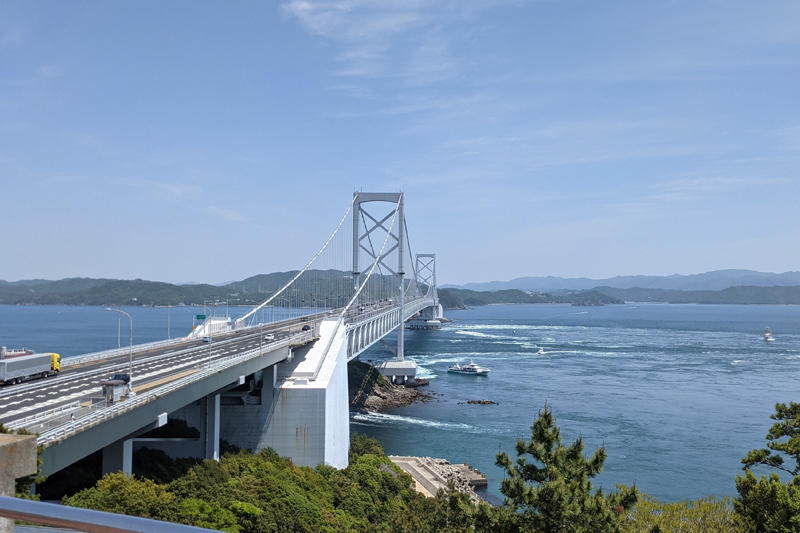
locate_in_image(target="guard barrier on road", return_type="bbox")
[37,331,313,447]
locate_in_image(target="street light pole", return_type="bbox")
[106,308,134,397]
[168,305,171,339]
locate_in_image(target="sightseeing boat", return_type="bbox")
[764,327,775,342]
[448,360,490,375]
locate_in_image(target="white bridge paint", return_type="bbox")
[220,319,351,469]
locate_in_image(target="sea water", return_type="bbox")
[1,303,797,502]
[354,304,800,503]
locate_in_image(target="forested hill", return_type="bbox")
[5,276,800,307]
[592,285,800,305]
[0,275,298,306]
[438,288,622,309]
[438,285,800,309]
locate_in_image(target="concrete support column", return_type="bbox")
[205,393,220,461]
[0,434,37,533]
[102,437,133,476]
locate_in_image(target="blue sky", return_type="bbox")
[2,1,799,285]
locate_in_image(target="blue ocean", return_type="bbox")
[1,303,798,503]
[354,303,800,503]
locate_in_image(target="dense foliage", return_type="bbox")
[54,403,800,531]
[438,288,623,309]
[593,285,800,305]
[495,403,638,532]
[735,402,800,532]
[63,435,496,532]
[622,495,744,532]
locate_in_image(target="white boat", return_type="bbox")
[764,327,775,342]
[448,360,490,375]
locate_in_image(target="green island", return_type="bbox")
[439,288,622,309]
[439,285,800,309]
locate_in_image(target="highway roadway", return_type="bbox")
[0,320,315,428]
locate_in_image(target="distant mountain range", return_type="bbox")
[0,273,300,307]
[442,270,800,292]
[0,270,376,307]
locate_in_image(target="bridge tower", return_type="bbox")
[353,192,417,383]
[407,254,443,329]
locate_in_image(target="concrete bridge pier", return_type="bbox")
[102,438,133,476]
[102,412,169,475]
[217,365,278,453]
[135,393,221,461]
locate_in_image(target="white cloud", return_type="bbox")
[657,176,784,194]
[775,124,800,152]
[281,0,494,83]
[207,205,246,223]
[119,178,197,198]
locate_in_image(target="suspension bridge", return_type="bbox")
[0,192,441,478]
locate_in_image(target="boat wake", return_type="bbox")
[351,411,477,432]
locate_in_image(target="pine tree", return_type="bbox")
[735,401,800,532]
[495,403,638,532]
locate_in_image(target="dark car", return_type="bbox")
[302,325,311,331]
[110,373,130,384]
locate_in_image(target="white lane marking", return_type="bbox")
[1,388,101,420]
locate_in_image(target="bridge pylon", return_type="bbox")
[352,191,418,384]
[406,254,442,330]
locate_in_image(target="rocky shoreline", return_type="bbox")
[348,361,433,412]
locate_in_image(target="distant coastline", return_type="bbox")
[439,285,800,309]
[4,274,800,309]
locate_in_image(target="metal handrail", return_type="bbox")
[0,323,283,400]
[62,336,188,368]
[37,331,312,447]
[4,401,81,430]
[0,495,218,532]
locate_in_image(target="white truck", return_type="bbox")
[0,352,61,386]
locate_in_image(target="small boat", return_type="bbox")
[448,360,490,375]
[764,327,775,342]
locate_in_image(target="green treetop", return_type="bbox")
[736,401,800,532]
[495,403,638,533]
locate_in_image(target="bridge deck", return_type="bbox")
[0,321,308,432]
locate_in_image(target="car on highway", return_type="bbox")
[302,325,311,331]
[264,334,275,341]
[202,336,212,342]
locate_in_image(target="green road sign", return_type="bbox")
[196,314,206,320]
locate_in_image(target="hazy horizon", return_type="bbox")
[4,267,800,288]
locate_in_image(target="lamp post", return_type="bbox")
[277,296,290,322]
[106,308,133,396]
[167,305,172,339]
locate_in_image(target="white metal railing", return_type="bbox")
[0,496,218,532]
[15,400,110,434]
[4,401,81,431]
[37,331,313,447]
[0,324,278,400]
[62,336,189,368]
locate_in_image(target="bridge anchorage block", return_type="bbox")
[375,360,418,385]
